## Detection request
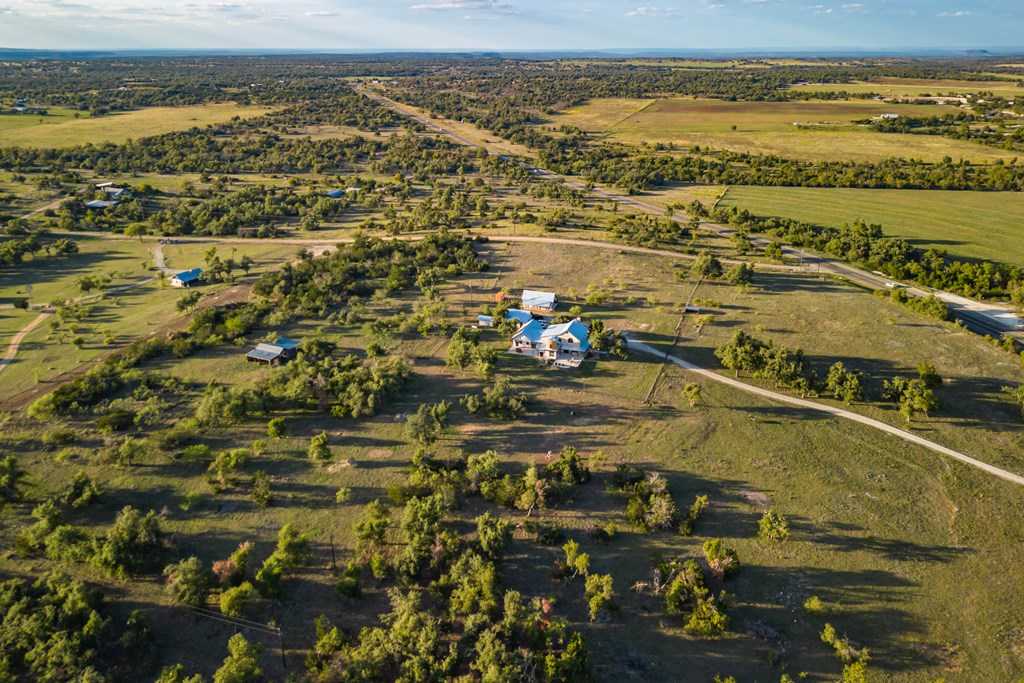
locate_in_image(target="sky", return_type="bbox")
[0,0,1021,51]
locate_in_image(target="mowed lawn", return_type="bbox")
[0,103,274,148]
[719,185,1024,265]
[548,97,1018,162]
[791,76,1024,99]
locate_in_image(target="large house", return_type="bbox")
[170,268,204,288]
[510,317,591,368]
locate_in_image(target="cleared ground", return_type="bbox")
[719,185,1024,265]
[791,77,1024,98]
[547,97,1017,162]
[0,103,275,148]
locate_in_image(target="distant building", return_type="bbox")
[878,113,900,120]
[246,337,300,365]
[325,189,346,199]
[504,308,534,325]
[85,199,118,210]
[521,289,557,313]
[170,268,203,288]
[102,186,130,200]
[477,314,495,328]
[510,317,591,369]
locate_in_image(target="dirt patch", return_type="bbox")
[739,490,771,508]
[364,448,392,459]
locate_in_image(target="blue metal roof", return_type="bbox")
[505,308,533,324]
[173,268,203,283]
[541,319,591,352]
[512,319,545,343]
[274,336,299,350]
[325,189,345,198]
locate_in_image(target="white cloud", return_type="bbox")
[841,2,864,11]
[304,10,337,16]
[810,4,832,14]
[937,9,972,17]
[625,6,680,17]
[410,0,518,13]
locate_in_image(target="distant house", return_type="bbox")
[521,289,557,312]
[246,337,300,365]
[170,268,203,288]
[878,113,900,120]
[85,199,118,210]
[510,317,591,369]
[325,189,346,199]
[477,314,495,328]
[504,308,534,325]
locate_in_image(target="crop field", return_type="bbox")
[0,103,275,149]
[547,97,1017,162]
[718,185,1024,265]
[790,77,1024,98]
[4,240,1024,681]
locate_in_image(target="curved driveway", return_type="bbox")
[626,338,1024,488]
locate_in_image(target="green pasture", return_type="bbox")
[719,185,1024,265]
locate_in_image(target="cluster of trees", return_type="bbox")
[0,572,156,681]
[253,232,486,318]
[263,341,411,419]
[297,444,593,680]
[609,213,689,247]
[542,142,1024,193]
[866,112,1024,153]
[163,524,310,615]
[715,330,816,394]
[18,503,165,579]
[697,202,1024,301]
[141,185,347,237]
[0,230,78,268]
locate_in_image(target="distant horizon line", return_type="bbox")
[3,46,1024,58]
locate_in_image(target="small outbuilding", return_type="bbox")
[521,289,557,312]
[246,337,300,365]
[325,189,346,199]
[85,199,118,210]
[170,268,203,288]
[477,314,495,328]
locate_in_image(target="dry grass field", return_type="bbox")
[0,103,275,148]
[790,76,1024,98]
[546,97,1018,162]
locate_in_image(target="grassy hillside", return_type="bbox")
[718,186,1024,265]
